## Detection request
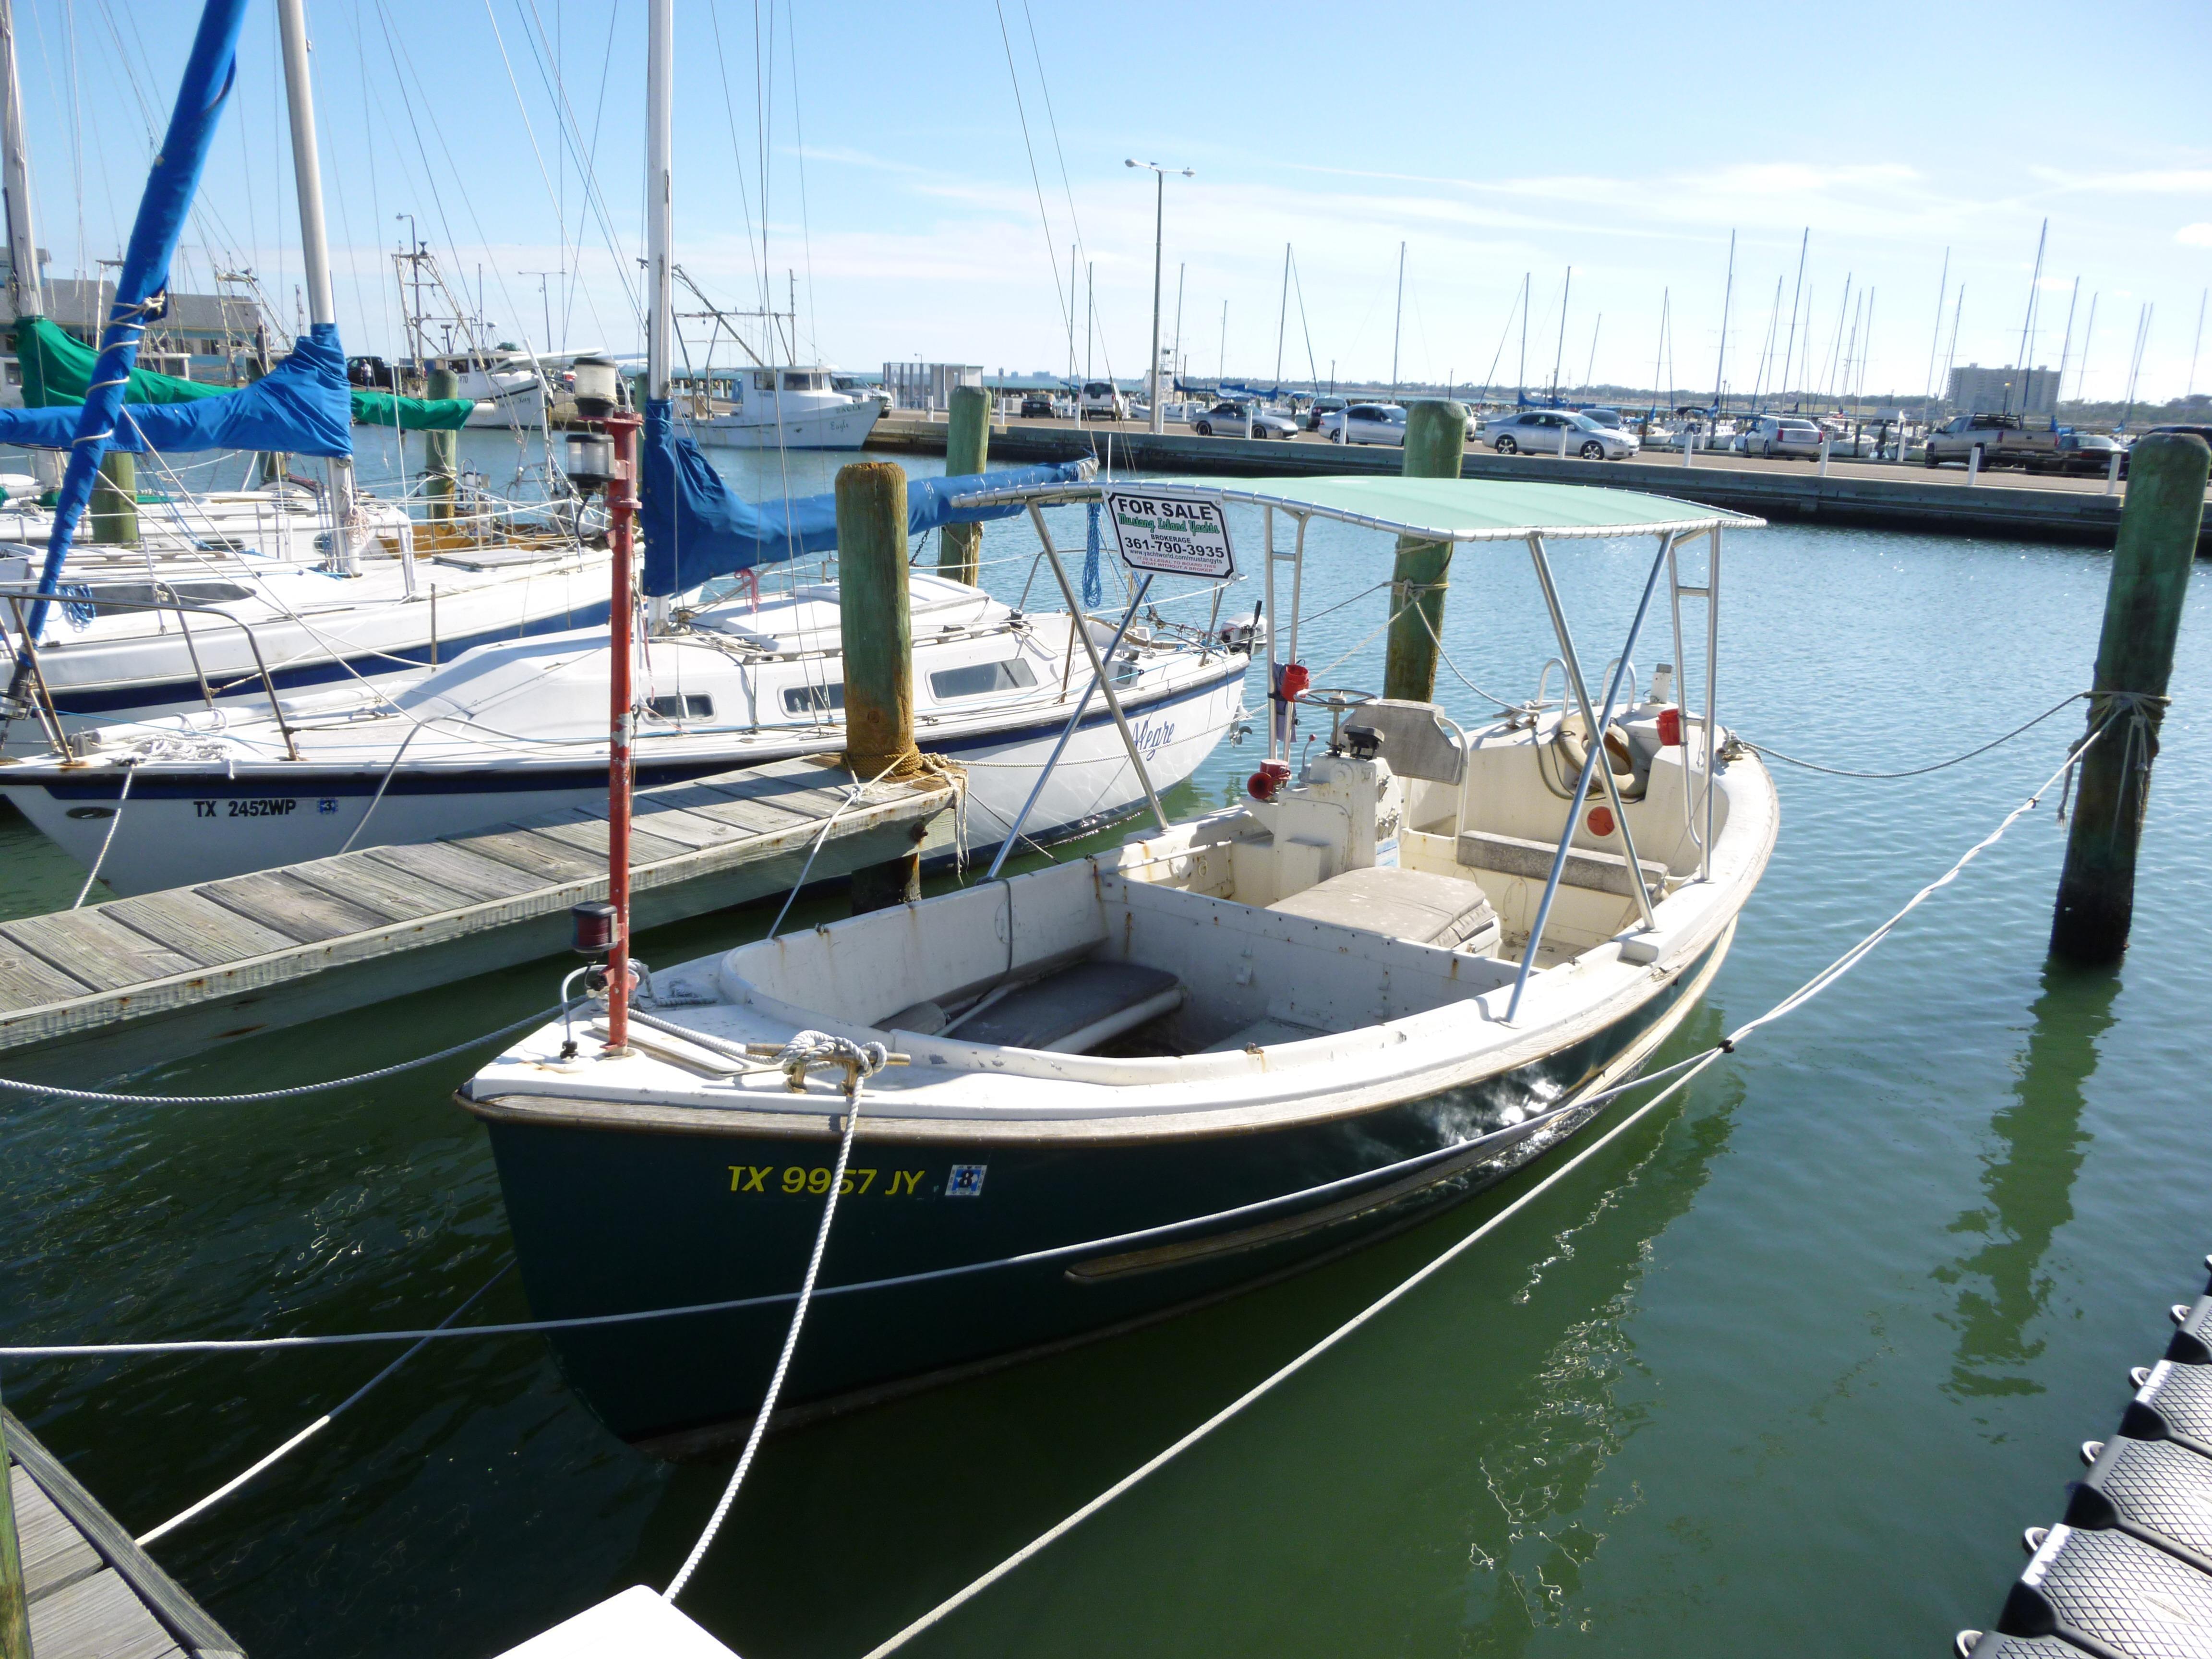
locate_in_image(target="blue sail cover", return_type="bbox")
[639,397,1091,597]
[0,323,352,456]
[13,0,252,663]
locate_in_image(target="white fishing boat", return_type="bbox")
[456,473,1778,1448]
[682,365,882,451]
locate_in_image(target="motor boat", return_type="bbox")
[455,473,1778,1451]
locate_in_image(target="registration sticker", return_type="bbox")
[318,798,338,815]
[946,1164,987,1199]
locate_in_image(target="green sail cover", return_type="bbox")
[12,314,476,431]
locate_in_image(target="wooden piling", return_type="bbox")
[425,365,460,522]
[838,460,922,911]
[1382,400,1466,702]
[0,1376,28,1659]
[938,384,989,585]
[90,450,135,545]
[2049,432,2209,964]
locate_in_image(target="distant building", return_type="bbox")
[882,361,982,411]
[0,251,262,381]
[1948,363,2059,417]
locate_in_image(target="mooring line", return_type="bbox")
[1741,689,2087,780]
[133,1262,516,1546]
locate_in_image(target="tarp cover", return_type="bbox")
[13,313,476,431]
[639,396,1091,597]
[0,321,353,455]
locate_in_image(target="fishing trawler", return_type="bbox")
[459,473,1778,1450]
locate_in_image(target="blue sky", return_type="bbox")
[16,0,2212,400]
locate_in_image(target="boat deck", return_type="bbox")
[1960,1252,2212,1657]
[7,1407,243,1659]
[0,756,951,1072]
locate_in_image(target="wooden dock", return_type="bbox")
[7,1407,242,1659]
[0,757,950,1076]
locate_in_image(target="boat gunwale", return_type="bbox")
[455,751,1772,1148]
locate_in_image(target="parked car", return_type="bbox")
[347,355,397,390]
[1319,403,1409,445]
[1923,411,2058,469]
[1482,409,1636,460]
[2139,423,2212,446]
[1193,400,1298,439]
[1019,393,1058,419]
[1078,381,1129,420]
[2049,431,2128,476]
[1305,395,1349,432]
[1736,414,1825,460]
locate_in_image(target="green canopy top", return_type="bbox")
[11,314,477,432]
[952,472,1763,542]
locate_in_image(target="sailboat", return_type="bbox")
[0,0,606,755]
[0,0,1250,896]
[460,472,1777,1451]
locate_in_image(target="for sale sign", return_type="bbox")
[1100,488,1236,579]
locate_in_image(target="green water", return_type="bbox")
[2,439,2207,1657]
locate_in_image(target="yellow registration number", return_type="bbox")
[728,1165,926,1197]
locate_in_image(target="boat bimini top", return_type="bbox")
[950,474,1763,543]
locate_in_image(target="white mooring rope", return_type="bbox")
[665,1031,887,1602]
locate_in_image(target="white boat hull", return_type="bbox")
[693,401,880,450]
[0,662,1248,896]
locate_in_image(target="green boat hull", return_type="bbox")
[469,933,1724,1452]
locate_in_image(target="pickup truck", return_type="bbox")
[1923,412,2058,470]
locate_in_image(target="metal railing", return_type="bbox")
[0,584,302,760]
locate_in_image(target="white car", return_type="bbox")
[1319,403,1408,445]
[1734,415,1824,459]
[1078,380,1129,420]
[1483,409,1638,460]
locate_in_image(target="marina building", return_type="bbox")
[1948,363,2060,417]
[883,360,983,411]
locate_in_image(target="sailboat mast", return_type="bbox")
[1711,229,1735,414]
[275,0,356,539]
[1274,242,1290,390]
[645,0,673,406]
[1779,228,1807,407]
[2010,217,2047,415]
[1550,266,1570,402]
[1390,241,1405,394]
[0,0,40,322]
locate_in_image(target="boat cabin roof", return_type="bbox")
[952,474,1764,542]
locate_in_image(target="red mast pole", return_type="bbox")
[602,409,640,1053]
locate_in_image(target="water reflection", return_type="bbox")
[1934,961,2121,1399]
[1454,1006,1742,1653]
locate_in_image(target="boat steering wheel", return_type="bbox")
[1298,685,1379,748]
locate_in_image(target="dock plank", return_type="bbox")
[101,890,300,965]
[446,824,606,882]
[13,1465,100,1601]
[0,938,92,1010]
[673,794,823,836]
[360,841,548,902]
[26,1568,182,1659]
[280,856,474,922]
[197,870,396,942]
[1,912,198,993]
[526,815,696,867]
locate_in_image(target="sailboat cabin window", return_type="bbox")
[929,659,1039,700]
[647,694,715,720]
[782,682,845,716]
[753,371,774,392]
[782,371,824,392]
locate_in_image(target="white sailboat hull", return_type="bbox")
[692,400,880,451]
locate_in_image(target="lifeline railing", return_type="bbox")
[0,584,302,760]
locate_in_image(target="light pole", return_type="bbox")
[1126,159,1192,434]
[520,269,558,356]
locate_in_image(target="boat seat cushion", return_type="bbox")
[956,961,1184,1052]
[1267,865,1501,953]
[1456,828,1667,899]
